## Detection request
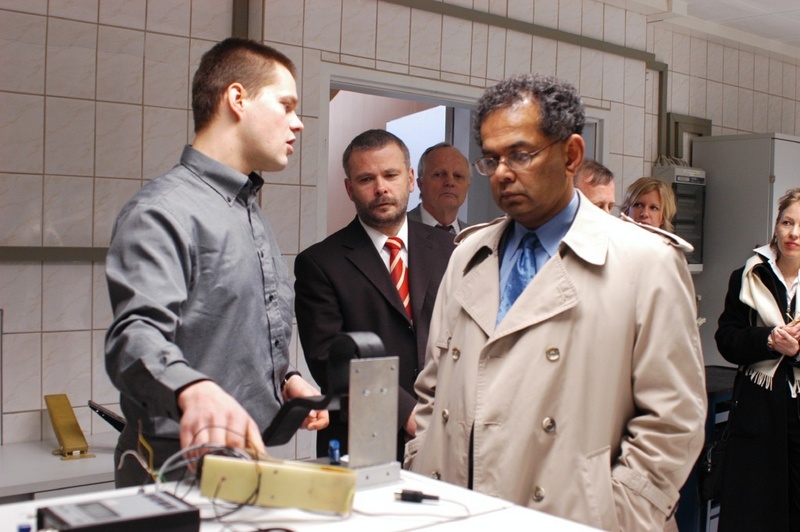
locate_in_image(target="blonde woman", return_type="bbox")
[621,177,677,232]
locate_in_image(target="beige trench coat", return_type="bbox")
[406,199,707,531]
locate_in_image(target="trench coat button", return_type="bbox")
[441,409,450,423]
[533,485,546,502]
[452,347,461,361]
[545,346,560,361]
[541,417,556,433]
[431,471,441,480]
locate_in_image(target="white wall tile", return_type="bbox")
[43,175,93,246]
[263,0,304,46]
[146,0,190,36]
[486,26,506,81]
[721,83,738,129]
[299,116,318,187]
[782,97,795,135]
[753,54,769,93]
[738,50,754,90]
[558,0,581,35]
[93,178,141,247]
[504,30,531,78]
[144,34,190,109]
[0,1,46,14]
[689,37,706,79]
[608,102,623,155]
[97,26,145,104]
[0,10,46,93]
[304,0,342,53]
[92,262,111,331]
[534,0,558,29]
[622,155,644,185]
[49,0,98,22]
[753,91,768,131]
[441,16,472,76]
[376,2,410,65]
[602,53,624,103]
[2,412,41,444]
[0,93,44,174]
[625,10,646,51]
[623,104,644,157]
[738,88,754,132]
[0,174,42,246]
[45,97,95,177]
[143,108,189,180]
[623,59,645,108]
[555,41,580,88]
[410,8,441,70]
[579,49,603,100]
[2,333,41,412]
[470,23,489,79]
[706,80,723,127]
[45,18,96,99]
[689,77,706,119]
[669,72,689,115]
[0,263,42,332]
[671,31,690,76]
[95,103,143,179]
[342,0,377,59]
[783,64,796,100]
[42,263,92,331]
[722,47,738,86]
[99,0,146,29]
[262,184,301,255]
[601,5,624,48]
[768,58,782,96]
[706,41,723,83]
[299,185,318,254]
[42,331,91,406]
[767,94,782,132]
[507,0,533,23]
[581,0,604,41]
[91,330,117,404]
[189,0,231,41]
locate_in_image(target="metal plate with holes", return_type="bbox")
[347,357,398,469]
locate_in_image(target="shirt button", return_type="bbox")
[274,339,280,347]
[541,417,556,433]
[431,471,441,480]
[545,346,560,362]
[452,348,461,361]
[268,294,275,302]
[441,409,449,423]
[533,485,546,502]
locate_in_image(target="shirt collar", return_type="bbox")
[419,204,460,232]
[358,215,410,254]
[755,243,799,298]
[506,191,580,258]
[180,145,261,206]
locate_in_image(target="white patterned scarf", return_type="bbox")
[739,253,800,397]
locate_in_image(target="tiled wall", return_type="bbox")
[2,0,800,451]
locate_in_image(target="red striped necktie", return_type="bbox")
[385,236,412,319]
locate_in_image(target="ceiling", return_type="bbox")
[685,0,800,49]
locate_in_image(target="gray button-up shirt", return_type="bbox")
[105,145,293,438]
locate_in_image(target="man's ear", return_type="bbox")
[564,133,585,175]
[343,177,354,201]
[224,82,247,121]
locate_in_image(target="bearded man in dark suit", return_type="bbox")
[294,129,455,460]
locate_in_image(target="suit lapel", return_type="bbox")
[342,218,410,322]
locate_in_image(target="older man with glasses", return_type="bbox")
[405,73,706,532]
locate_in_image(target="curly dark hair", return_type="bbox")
[474,74,585,146]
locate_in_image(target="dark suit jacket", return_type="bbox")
[294,217,455,458]
[407,204,469,232]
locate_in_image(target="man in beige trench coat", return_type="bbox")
[405,74,707,531]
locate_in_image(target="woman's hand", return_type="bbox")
[770,324,800,357]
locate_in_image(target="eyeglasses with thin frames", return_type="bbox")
[473,138,563,176]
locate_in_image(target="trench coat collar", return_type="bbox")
[454,196,612,338]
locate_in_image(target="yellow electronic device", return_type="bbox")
[199,455,356,514]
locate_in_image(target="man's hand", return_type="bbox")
[282,375,330,431]
[177,380,266,458]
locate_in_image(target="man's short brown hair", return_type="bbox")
[192,38,296,133]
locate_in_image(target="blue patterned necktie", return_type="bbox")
[497,232,541,323]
